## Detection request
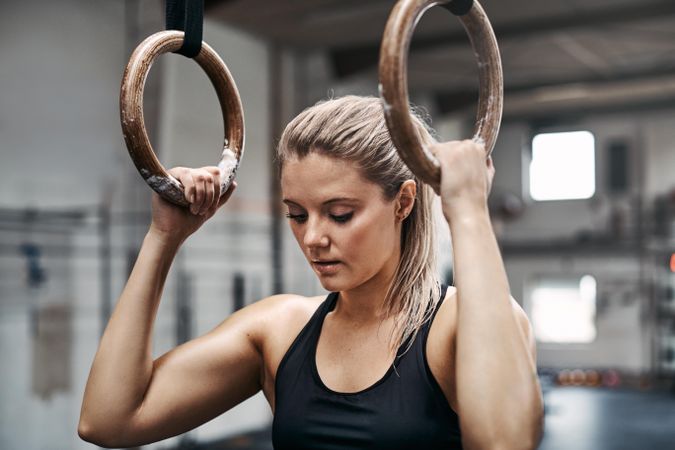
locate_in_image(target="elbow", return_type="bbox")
[77,417,133,448]
[499,384,544,450]
[500,410,545,450]
[78,419,111,448]
[495,403,544,450]
[499,432,542,450]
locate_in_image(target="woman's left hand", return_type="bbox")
[430,139,495,221]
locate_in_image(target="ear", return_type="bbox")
[395,180,417,221]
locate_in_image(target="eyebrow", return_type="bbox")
[282,197,360,207]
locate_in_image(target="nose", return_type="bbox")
[303,217,330,249]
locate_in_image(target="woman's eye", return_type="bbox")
[285,212,307,223]
[331,213,353,223]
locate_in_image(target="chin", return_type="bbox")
[314,270,371,294]
[315,276,347,293]
[310,260,383,293]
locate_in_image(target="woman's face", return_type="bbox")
[280,152,403,293]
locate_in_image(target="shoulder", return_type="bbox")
[240,293,327,395]
[225,292,326,352]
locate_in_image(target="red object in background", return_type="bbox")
[602,369,621,388]
[670,253,675,272]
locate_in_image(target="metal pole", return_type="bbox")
[269,45,284,295]
[99,204,112,337]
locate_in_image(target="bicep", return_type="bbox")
[124,306,264,446]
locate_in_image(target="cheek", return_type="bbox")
[343,213,397,262]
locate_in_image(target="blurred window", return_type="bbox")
[530,275,597,343]
[529,131,595,201]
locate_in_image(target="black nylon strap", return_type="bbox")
[442,0,474,16]
[166,0,203,58]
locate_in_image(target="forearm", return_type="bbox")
[446,204,542,449]
[79,230,181,435]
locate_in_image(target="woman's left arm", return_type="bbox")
[433,140,544,450]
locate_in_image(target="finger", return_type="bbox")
[205,166,222,202]
[178,169,197,207]
[191,171,207,215]
[167,167,188,188]
[201,171,216,215]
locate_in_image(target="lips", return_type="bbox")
[312,260,342,275]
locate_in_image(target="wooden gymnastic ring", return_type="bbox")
[379,0,503,194]
[120,30,245,207]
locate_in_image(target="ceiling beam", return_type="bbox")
[435,63,675,115]
[331,0,675,79]
[503,95,675,124]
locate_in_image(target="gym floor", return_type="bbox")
[538,386,675,450]
[184,386,675,450]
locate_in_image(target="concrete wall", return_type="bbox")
[490,111,675,372]
[0,0,127,209]
[0,1,279,449]
[0,1,128,449]
[506,255,647,371]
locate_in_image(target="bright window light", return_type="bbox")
[530,275,597,343]
[529,131,595,201]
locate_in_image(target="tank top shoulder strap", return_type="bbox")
[275,291,337,384]
[414,283,450,347]
[413,283,455,404]
[418,283,450,333]
[393,283,450,360]
[432,283,450,319]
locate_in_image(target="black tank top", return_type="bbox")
[272,284,462,449]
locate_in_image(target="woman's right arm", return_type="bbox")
[78,167,263,447]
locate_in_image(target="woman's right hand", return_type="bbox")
[149,166,237,245]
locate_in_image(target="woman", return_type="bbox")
[79,96,543,449]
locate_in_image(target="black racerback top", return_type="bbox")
[272,284,462,449]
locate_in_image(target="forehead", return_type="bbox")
[280,152,381,205]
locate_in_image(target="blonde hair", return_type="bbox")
[276,95,442,354]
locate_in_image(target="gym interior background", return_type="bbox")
[2,0,675,448]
